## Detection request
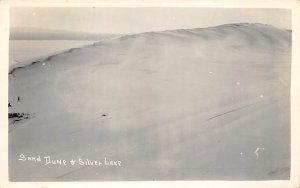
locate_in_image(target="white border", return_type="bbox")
[0,1,299,188]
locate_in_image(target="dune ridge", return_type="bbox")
[9,23,291,75]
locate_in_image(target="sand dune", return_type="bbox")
[9,23,291,181]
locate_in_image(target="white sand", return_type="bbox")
[8,23,291,181]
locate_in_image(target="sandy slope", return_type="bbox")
[8,23,291,181]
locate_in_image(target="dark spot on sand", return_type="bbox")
[9,113,31,124]
[9,112,33,133]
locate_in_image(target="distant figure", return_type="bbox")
[18,96,20,101]
[8,103,11,107]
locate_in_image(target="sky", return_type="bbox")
[10,8,291,34]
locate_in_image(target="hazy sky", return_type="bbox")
[10,8,291,34]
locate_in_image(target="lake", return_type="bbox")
[9,40,96,67]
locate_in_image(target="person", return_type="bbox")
[8,103,11,107]
[18,96,20,101]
